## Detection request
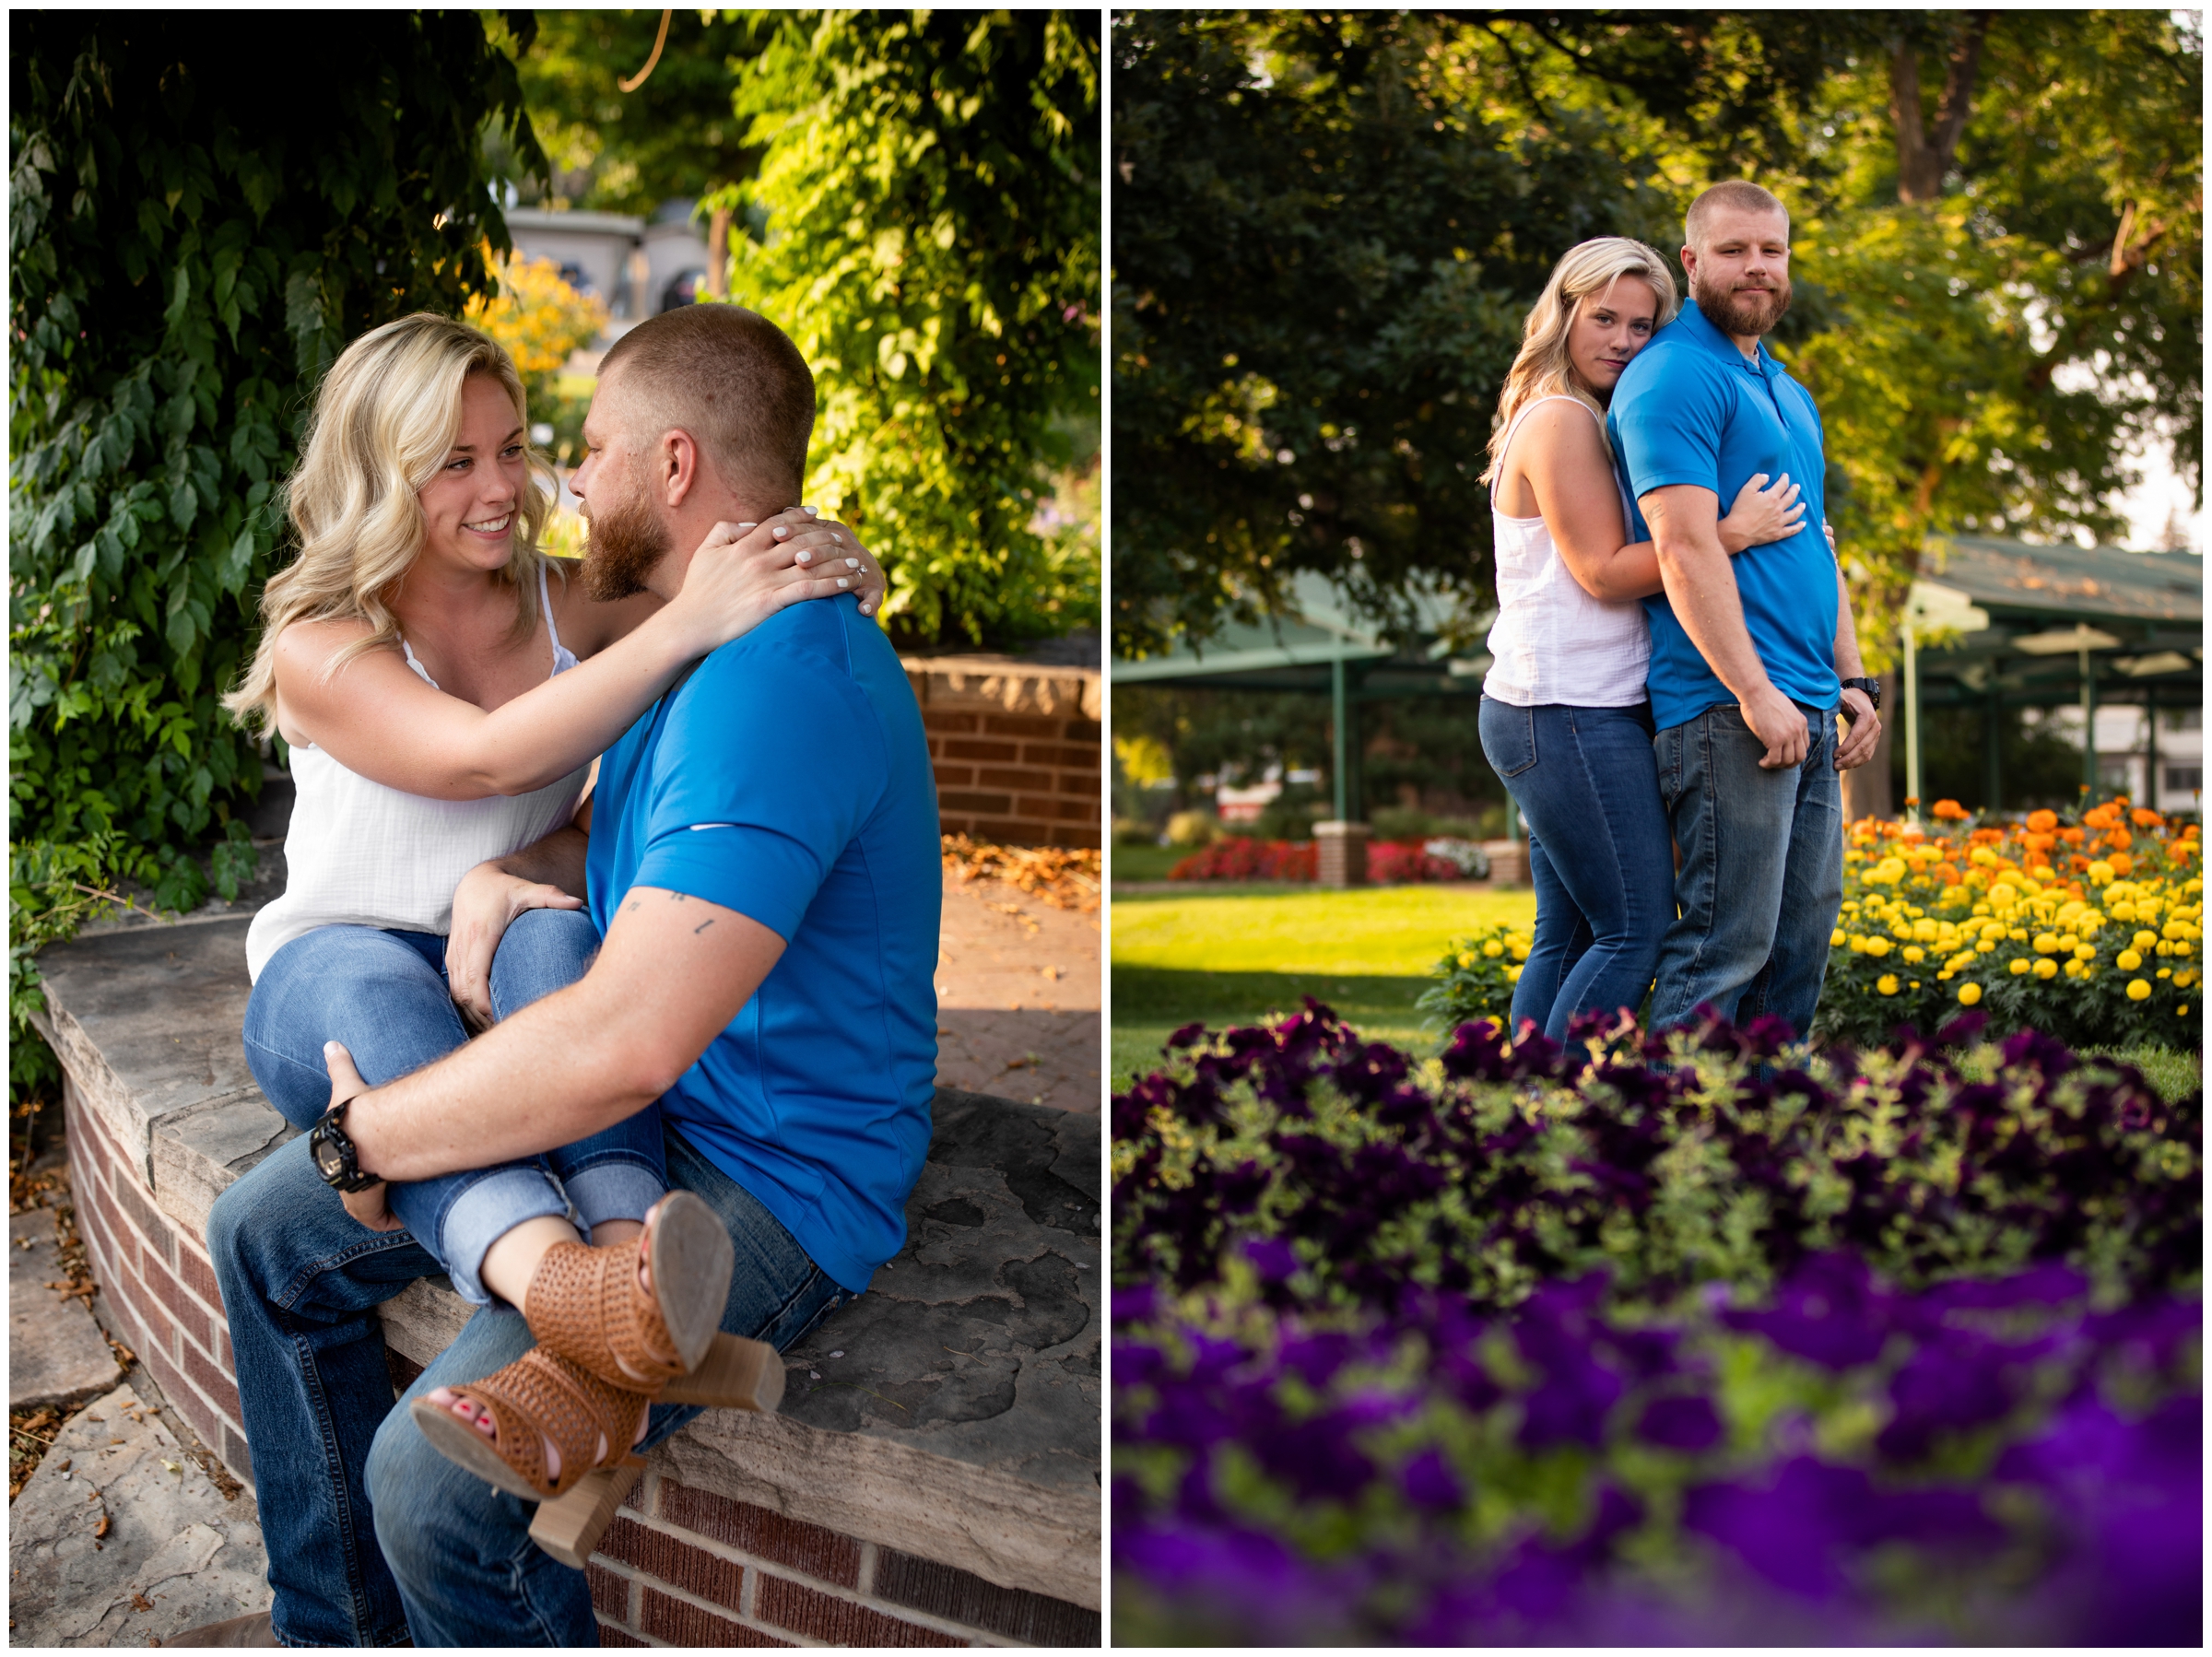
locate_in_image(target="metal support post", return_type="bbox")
[1902,619,1921,825]
[2145,682,2159,809]
[2080,646,2097,799]
[1984,682,2002,813]
[1330,656,1348,825]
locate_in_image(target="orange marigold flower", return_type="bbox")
[2110,852,2135,875]
[1937,862,1961,885]
[2068,854,2090,872]
[2106,828,2133,851]
[2133,808,2163,828]
[2027,809,2059,833]
[2057,827,2086,846]
[1932,799,1969,821]
[2024,832,2057,852]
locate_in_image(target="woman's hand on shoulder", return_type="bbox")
[663,508,887,655]
[1718,472,1806,555]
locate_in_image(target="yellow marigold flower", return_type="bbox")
[2033,934,2059,955]
[1865,936,1892,958]
[1877,974,1900,995]
[2034,958,2059,980]
[2073,943,2095,961]
[2010,958,2031,976]
[1831,929,1847,947]
[2180,1005,2190,1017]
[2088,861,2114,884]
[1504,965,1523,983]
[1483,941,1504,958]
[2127,979,2152,1001]
[2117,950,2143,971]
[1457,951,1477,969]
[2136,930,2160,951]
[2158,967,2171,979]
[1957,981,1983,1005]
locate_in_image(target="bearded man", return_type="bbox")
[195,304,941,1646]
[1606,181,1883,1038]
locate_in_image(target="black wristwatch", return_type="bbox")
[1840,676,1882,715]
[309,1098,380,1192]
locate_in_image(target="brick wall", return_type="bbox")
[59,1077,1100,1647]
[586,1469,1100,1648]
[904,658,1100,850]
[65,1076,252,1484]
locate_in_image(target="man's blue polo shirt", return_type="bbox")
[1607,300,1839,731]
[585,594,941,1293]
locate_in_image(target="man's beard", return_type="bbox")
[1693,272,1792,339]
[580,482,674,602]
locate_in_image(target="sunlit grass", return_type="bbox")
[1111,887,1536,1087]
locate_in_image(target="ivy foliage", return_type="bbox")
[9,14,546,1093]
[713,8,1102,646]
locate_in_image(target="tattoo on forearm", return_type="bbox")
[693,919,714,934]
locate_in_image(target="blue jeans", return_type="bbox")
[1650,700,1845,1037]
[209,1122,847,1646]
[242,914,665,1304]
[1478,698,1675,1041]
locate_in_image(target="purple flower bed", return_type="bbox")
[1115,1258,2199,1644]
[1112,1006,2204,1644]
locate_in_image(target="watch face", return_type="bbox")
[314,1136,341,1176]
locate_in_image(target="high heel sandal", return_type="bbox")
[525,1190,735,1388]
[408,1346,649,1504]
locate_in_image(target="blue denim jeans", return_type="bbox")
[1649,700,1846,1038]
[1478,697,1676,1041]
[209,1121,847,1645]
[242,913,665,1303]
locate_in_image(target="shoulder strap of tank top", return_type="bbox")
[1496,394,1602,475]
[536,560,567,664]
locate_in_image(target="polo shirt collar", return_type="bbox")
[1676,300,1780,377]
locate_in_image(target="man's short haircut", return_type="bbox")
[598,304,816,503]
[1685,181,1790,251]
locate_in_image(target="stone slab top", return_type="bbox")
[31,914,1100,1498]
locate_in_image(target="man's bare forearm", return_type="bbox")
[347,968,663,1181]
[491,824,590,900]
[1646,507,1772,701]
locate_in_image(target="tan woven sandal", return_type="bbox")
[407,1346,649,1503]
[524,1190,735,1389]
[528,1332,787,1567]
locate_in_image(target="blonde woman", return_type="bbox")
[1478,238,1804,1042]
[214,313,881,1534]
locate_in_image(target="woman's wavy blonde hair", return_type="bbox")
[1481,237,1680,487]
[222,312,557,732]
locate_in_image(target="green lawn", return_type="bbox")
[1107,841,1187,883]
[1112,887,1536,1087]
[1108,887,2201,1104]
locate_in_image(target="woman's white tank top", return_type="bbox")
[1482,394,1651,709]
[244,564,590,981]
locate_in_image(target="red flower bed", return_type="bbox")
[1368,840,1465,884]
[1167,838,1467,884]
[1170,837,1318,881]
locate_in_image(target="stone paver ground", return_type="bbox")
[11,1206,123,1416]
[933,870,1101,1113]
[8,1382,268,1646]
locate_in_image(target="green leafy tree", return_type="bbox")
[1112,11,2201,661]
[9,13,545,1097]
[498,10,767,217]
[1112,11,1688,658]
[713,8,1101,645]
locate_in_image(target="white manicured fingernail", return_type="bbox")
[831,533,843,544]
[845,558,858,569]
[837,577,849,588]
[738,522,758,529]
[795,550,812,563]
[773,526,790,537]
[804,505,819,516]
